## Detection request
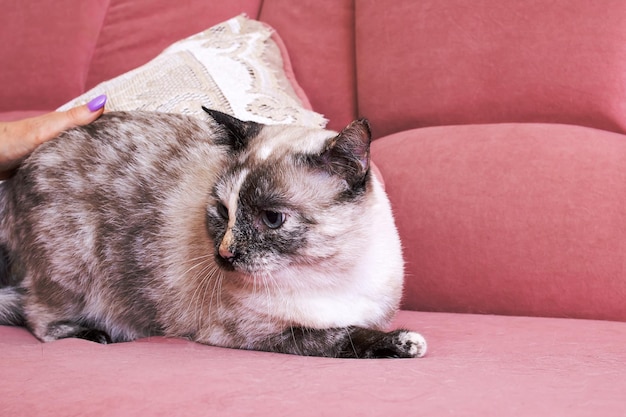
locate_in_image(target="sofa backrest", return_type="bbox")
[1,1,110,114]
[354,0,626,138]
[5,0,626,136]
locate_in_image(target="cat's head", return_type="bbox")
[203,109,375,282]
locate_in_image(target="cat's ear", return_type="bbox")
[315,118,371,189]
[202,107,261,152]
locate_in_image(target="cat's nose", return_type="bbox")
[219,245,235,261]
[219,230,236,261]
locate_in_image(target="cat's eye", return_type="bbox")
[217,203,229,220]
[261,210,285,229]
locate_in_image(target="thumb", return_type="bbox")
[0,95,107,178]
[30,95,107,147]
[66,94,108,126]
[38,95,108,143]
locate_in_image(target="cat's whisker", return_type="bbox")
[265,271,291,320]
[289,325,303,356]
[260,274,273,320]
[171,253,215,323]
[182,257,215,328]
[194,262,221,331]
[181,254,214,276]
[344,328,359,359]
[205,264,225,328]
[257,270,291,336]
[191,264,211,330]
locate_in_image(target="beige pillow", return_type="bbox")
[59,15,326,127]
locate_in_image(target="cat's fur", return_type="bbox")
[0,109,426,358]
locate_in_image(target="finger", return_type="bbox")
[0,95,107,177]
[30,95,107,147]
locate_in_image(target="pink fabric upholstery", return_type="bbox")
[2,311,624,416]
[0,1,109,113]
[2,0,625,414]
[372,123,626,320]
[0,111,50,123]
[268,29,318,112]
[0,1,263,120]
[85,0,263,90]
[356,0,626,138]
[260,0,357,132]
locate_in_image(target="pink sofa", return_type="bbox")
[2,1,625,415]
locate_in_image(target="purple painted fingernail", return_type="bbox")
[87,94,107,112]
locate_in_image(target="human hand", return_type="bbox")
[0,95,107,179]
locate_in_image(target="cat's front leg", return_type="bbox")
[259,326,427,359]
[33,320,113,344]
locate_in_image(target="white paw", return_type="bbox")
[398,331,427,358]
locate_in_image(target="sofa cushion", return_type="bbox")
[372,123,626,321]
[0,1,109,114]
[85,0,263,90]
[0,1,264,119]
[260,0,357,131]
[356,0,626,138]
[59,15,326,127]
[1,310,624,415]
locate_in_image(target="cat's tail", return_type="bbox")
[0,287,24,326]
[0,183,24,325]
[0,242,24,325]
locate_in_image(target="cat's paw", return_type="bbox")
[363,329,427,359]
[395,330,427,358]
[73,328,113,344]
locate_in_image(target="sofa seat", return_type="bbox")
[2,310,624,416]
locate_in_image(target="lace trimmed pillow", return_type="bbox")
[59,15,326,128]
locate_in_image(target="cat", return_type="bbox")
[0,108,427,359]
